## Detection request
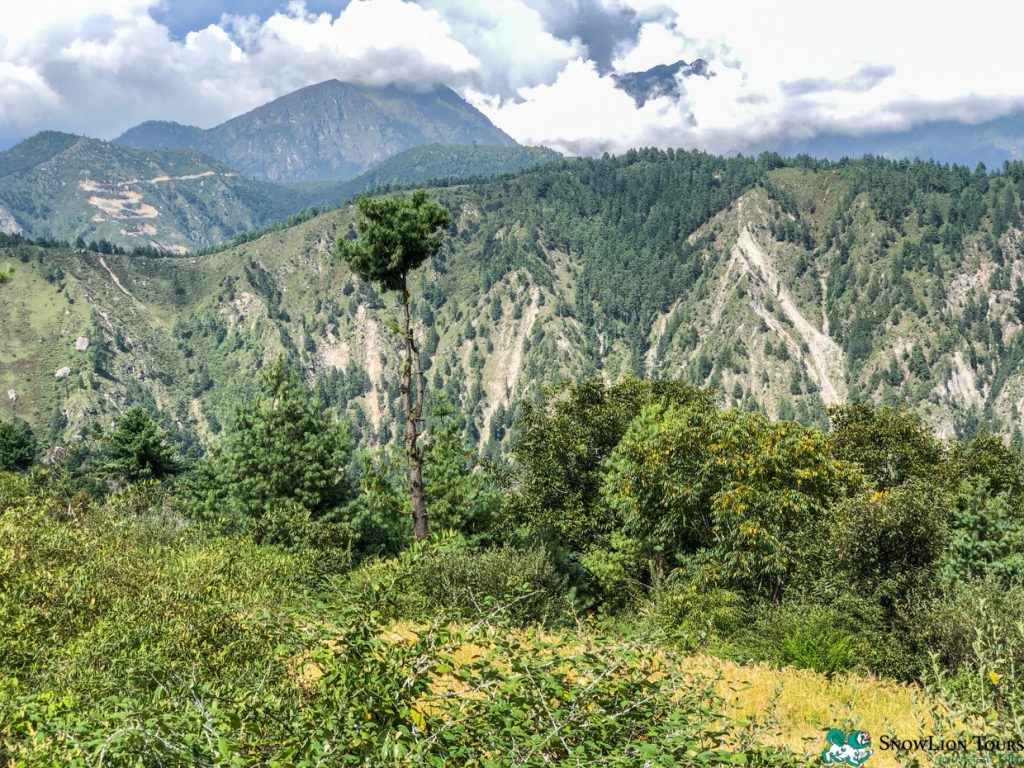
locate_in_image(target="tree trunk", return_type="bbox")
[401,277,429,541]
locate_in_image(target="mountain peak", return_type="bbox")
[613,59,714,107]
[116,79,514,182]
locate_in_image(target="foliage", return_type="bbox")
[423,415,501,544]
[0,483,802,767]
[941,477,1024,583]
[413,536,565,624]
[185,357,353,539]
[345,447,410,557]
[338,190,452,292]
[747,601,868,676]
[813,482,949,607]
[602,401,862,596]
[508,377,713,551]
[638,582,749,650]
[0,419,35,471]
[919,581,1024,744]
[96,406,182,485]
[826,404,944,490]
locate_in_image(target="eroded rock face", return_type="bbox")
[75,336,90,351]
[42,445,67,465]
[55,367,72,379]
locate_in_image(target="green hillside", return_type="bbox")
[291,143,563,207]
[0,133,301,252]
[5,149,1024,451]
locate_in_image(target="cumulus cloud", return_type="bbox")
[3,0,1024,155]
[482,0,1024,155]
[0,0,481,139]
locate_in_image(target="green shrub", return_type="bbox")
[639,582,748,650]
[0,486,803,766]
[749,601,868,675]
[411,536,567,624]
[913,577,1024,675]
[920,580,1024,739]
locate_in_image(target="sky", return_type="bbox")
[1,0,1023,156]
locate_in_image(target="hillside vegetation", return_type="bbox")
[7,145,1024,761]
[6,150,1024,448]
[0,367,1019,765]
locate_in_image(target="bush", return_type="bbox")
[920,579,1024,738]
[412,537,567,624]
[0,484,804,766]
[812,481,949,608]
[748,601,868,675]
[913,577,1024,675]
[639,582,748,650]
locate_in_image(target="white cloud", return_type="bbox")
[0,0,481,139]
[2,0,1024,155]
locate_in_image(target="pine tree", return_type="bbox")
[97,407,181,485]
[338,191,451,541]
[189,357,352,533]
[0,419,35,471]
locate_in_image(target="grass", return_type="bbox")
[688,654,934,767]
[376,620,937,768]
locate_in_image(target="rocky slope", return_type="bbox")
[117,80,516,183]
[0,132,301,252]
[4,151,1024,451]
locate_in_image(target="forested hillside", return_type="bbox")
[5,149,1024,451]
[6,148,1024,765]
[0,132,301,252]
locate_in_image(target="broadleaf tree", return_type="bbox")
[338,191,451,541]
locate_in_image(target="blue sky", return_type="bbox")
[1,1,1023,157]
[151,1,347,39]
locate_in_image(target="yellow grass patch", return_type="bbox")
[686,654,942,768]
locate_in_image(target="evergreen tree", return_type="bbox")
[97,407,181,485]
[189,357,353,534]
[0,419,35,471]
[338,190,451,541]
[424,414,499,544]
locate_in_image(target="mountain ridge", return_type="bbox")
[116,79,516,182]
[5,150,1024,451]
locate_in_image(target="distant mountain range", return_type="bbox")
[115,80,516,183]
[776,109,1024,167]
[0,78,556,251]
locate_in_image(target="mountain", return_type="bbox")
[291,143,563,207]
[6,149,1024,451]
[0,135,556,252]
[612,59,713,107]
[116,80,517,183]
[777,110,1024,167]
[0,132,302,252]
